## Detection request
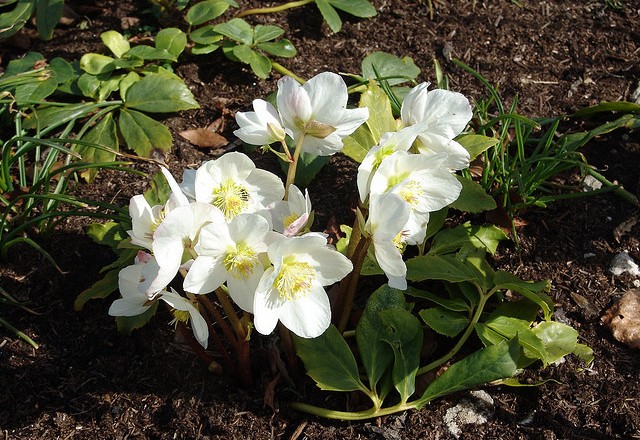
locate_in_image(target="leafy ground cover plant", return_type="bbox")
[78,64,592,420]
[0,0,64,41]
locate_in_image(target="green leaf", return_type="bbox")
[342,124,377,163]
[36,0,63,40]
[380,308,423,403]
[278,151,330,188]
[80,53,116,76]
[97,73,124,101]
[361,81,397,141]
[456,133,499,161]
[417,338,522,408]
[155,28,187,58]
[406,254,478,283]
[257,39,297,58]
[118,71,140,101]
[571,100,640,118]
[15,77,57,104]
[101,30,130,58]
[186,0,231,26]
[125,72,199,113]
[144,171,172,206]
[125,45,176,62]
[450,175,497,213]
[362,52,420,86]
[77,73,102,99]
[73,268,120,311]
[405,287,470,312]
[424,207,448,241]
[493,271,553,321]
[531,321,579,364]
[213,18,253,45]
[419,307,469,337]
[119,108,173,157]
[116,302,158,336]
[189,25,223,45]
[86,221,129,249]
[253,24,284,43]
[0,0,34,40]
[22,102,97,130]
[329,0,376,18]
[516,329,550,367]
[249,50,272,79]
[76,113,119,182]
[429,222,508,256]
[356,285,407,391]
[293,325,367,392]
[4,52,43,76]
[49,57,74,84]
[316,0,342,33]
[191,43,221,55]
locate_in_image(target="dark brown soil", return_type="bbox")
[1,1,640,439]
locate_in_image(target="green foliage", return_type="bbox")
[315,0,376,34]
[0,0,63,41]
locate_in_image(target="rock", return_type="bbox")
[602,289,640,349]
[444,390,494,438]
[581,174,602,191]
[609,252,640,277]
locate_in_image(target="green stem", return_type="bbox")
[289,401,418,421]
[285,133,305,199]
[0,317,39,349]
[336,236,371,333]
[586,167,639,207]
[271,61,305,84]
[417,287,492,376]
[214,287,245,338]
[237,0,314,18]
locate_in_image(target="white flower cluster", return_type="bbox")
[108,71,472,347]
[109,152,353,346]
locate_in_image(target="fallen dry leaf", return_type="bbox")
[179,128,228,149]
[602,289,640,350]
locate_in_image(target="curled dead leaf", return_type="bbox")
[179,128,228,149]
[602,289,640,349]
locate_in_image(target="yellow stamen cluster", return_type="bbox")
[212,179,251,220]
[283,212,300,229]
[224,244,259,280]
[399,180,423,208]
[274,260,315,300]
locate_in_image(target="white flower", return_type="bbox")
[369,151,462,245]
[356,124,425,203]
[147,202,226,295]
[109,254,159,317]
[269,184,312,237]
[253,233,353,338]
[178,168,197,202]
[277,72,369,156]
[234,99,286,146]
[184,213,270,313]
[193,152,285,221]
[161,288,209,348]
[401,82,473,170]
[365,193,410,290]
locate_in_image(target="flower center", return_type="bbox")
[224,244,259,279]
[398,180,423,208]
[283,212,300,229]
[274,260,315,300]
[171,308,191,324]
[212,179,251,220]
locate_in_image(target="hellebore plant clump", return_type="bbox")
[92,71,592,420]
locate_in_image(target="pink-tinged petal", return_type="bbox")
[278,282,330,338]
[283,213,308,237]
[183,255,227,294]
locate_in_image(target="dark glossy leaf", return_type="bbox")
[257,39,297,58]
[189,25,223,45]
[0,0,34,40]
[429,222,508,256]
[4,52,43,76]
[36,0,63,40]
[15,78,57,104]
[49,57,74,84]
[116,302,159,336]
[419,307,469,337]
[405,287,470,312]
[380,308,423,403]
[293,325,367,392]
[316,0,341,33]
[248,51,271,79]
[449,175,497,213]
[406,254,478,283]
[253,24,284,43]
[493,271,553,320]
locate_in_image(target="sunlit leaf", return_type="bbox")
[213,18,253,45]
[417,338,522,408]
[456,133,499,161]
[125,46,176,62]
[531,321,579,364]
[257,39,297,58]
[361,81,397,142]
[293,325,367,392]
[329,0,376,18]
[101,30,130,58]
[186,0,231,26]
[249,51,271,79]
[253,24,284,43]
[77,113,118,181]
[315,0,341,33]
[342,124,376,163]
[155,27,187,58]
[493,271,553,320]
[119,108,173,157]
[80,53,116,75]
[86,221,129,249]
[118,71,140,101]
[449,175,497,213]
[124,72,199,113]
[362,52,420,86]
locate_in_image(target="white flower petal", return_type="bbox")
[277,76,312,130]
[278,282,331,338]
[304,72,348,125]
[183,255,227,294]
